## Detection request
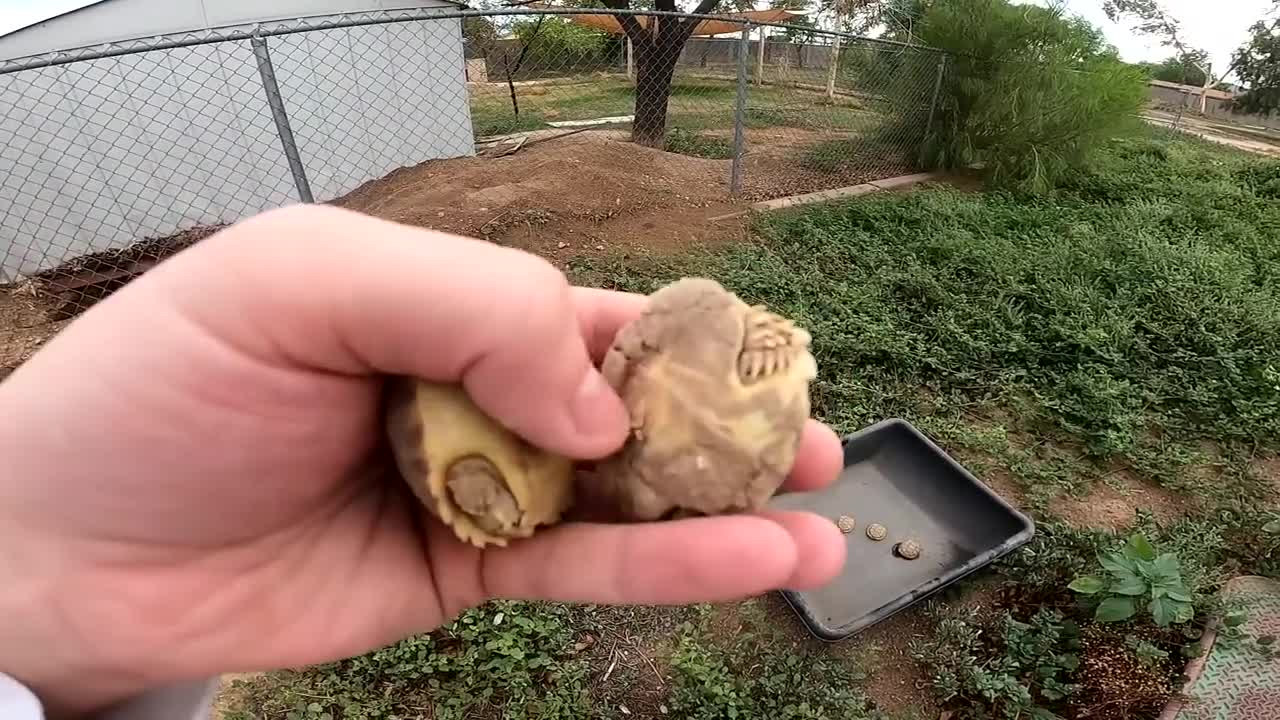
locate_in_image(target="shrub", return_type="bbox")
[905,0,1148,193]
[508,17,619,77]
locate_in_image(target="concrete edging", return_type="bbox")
[708,171,947,222]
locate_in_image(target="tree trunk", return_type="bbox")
[632,52,678,147]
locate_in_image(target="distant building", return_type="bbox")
[1148,78,1236,104]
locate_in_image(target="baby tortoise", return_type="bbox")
[894,539,923,560]
[384,377,575,548]
[383,276,821,543]
[865,523,887,541]
[594,277,817,521]
[836,515,856,533]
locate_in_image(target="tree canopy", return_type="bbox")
[1231,18,1280,114]
[1142,52,1209,87]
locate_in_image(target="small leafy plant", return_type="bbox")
[911,604,1082,720]
[1124,634,1170,668]
[1069,533,1194,627]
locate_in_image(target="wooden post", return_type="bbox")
[755,25,765,86]
[626,36,634,80]
[1199,64,1211,114]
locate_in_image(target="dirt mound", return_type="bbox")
[1,132,762,375]
[330,131,748,262]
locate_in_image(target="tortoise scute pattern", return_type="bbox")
[594,277,818,521]
[895,539,923,560]
[384,378,575,548]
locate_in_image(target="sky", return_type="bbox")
[0,0,100,37]
[1020,0,1275,80]
[0,0,1274,81]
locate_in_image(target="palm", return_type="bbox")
[2,305,470,680]
[0,206,845,716]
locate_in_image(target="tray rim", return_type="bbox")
[776,417,1036,642]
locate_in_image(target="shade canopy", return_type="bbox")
[525,5,805,36]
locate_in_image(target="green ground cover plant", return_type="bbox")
[222,131,1280,720]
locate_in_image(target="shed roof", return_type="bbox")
[0,1,109,39]
[525,4,806,36]
[1148,78,1235,101]
[0,0,468,41]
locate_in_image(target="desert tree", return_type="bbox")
[1102,0,1254,113]
[1230,5,1280,114]
[581,0,753,147]
[1145,51,1209,87]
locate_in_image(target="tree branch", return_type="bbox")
[675,0,722,43]
[598,0,651,49]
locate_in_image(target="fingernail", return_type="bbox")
[571,369,627,448]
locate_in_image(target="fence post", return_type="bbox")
[925,54,947,138]
[730,24,750,196]
[826,19,842,99]
[251,34,314,204]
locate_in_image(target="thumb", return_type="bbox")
[137,204,631,459]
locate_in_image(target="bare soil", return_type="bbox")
[0,131,757,377]
[1144,111,1280,158]
[1074,623,1184,720]
[1253,454,1280,502]
[330,131,751,262]
[574,604,695,717]
[1051,470,1190,532]
[0,283,69,372]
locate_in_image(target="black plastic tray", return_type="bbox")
[768,418,1035,642]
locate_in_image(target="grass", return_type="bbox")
[467,74,881,139]
[221,601,879,720]
[573,129,1280,510]
[220,130,1280,719]
[668,605,881,720]
[663,127,732,159]
[222,601,591,720]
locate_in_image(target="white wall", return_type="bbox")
[0,0,462,61]
[273,18,475,202]
[0,12,475,280]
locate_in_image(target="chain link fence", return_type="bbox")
[0,7,949,323]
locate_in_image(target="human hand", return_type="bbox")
[0,205,846,717]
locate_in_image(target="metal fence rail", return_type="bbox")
[0,7,949,317]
